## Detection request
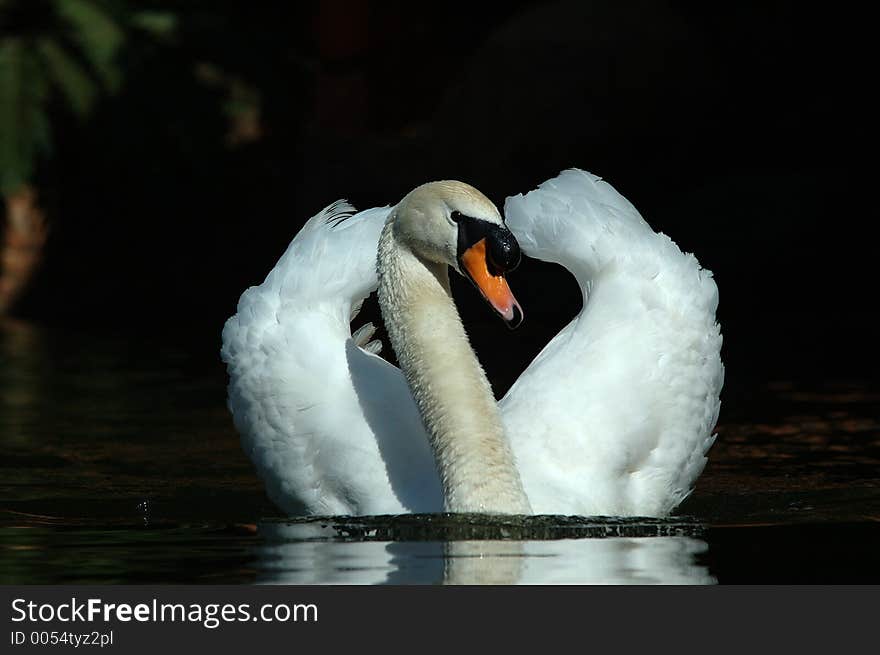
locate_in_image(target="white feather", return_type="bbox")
[502,170,723,515]
[221,202,442,515]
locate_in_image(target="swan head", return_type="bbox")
[394,180,524,329]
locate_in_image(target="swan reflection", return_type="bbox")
[255,522,714,585]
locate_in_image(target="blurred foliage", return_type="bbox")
[0,0,175,195]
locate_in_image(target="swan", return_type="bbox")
[221,169,723,517]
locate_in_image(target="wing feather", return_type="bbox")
[221,202,441,515]
[501,170,723,516]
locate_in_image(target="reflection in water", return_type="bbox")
[255,522,714,584]
[0,319,49,449]
[445,538,713,585]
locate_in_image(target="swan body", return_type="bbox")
[221,169,723,517]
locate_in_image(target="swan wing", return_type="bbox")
[221,202,441,515]
[501,170,724,516]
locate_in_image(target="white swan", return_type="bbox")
[221,169,723,517]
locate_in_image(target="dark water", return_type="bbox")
[1,320,878,584]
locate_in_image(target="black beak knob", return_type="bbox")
[487,225,521,274]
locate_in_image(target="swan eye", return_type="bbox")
[450,211,463,223]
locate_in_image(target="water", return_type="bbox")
[1,319,878,584]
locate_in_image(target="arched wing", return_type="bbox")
[221,202,442,516]
[500,170,723,516]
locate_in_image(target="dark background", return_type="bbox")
[9,0,877,391]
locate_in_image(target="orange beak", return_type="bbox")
[460,238,524,328]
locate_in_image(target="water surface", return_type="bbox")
[1,320,878,584]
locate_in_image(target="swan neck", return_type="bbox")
[377,219,531,514]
